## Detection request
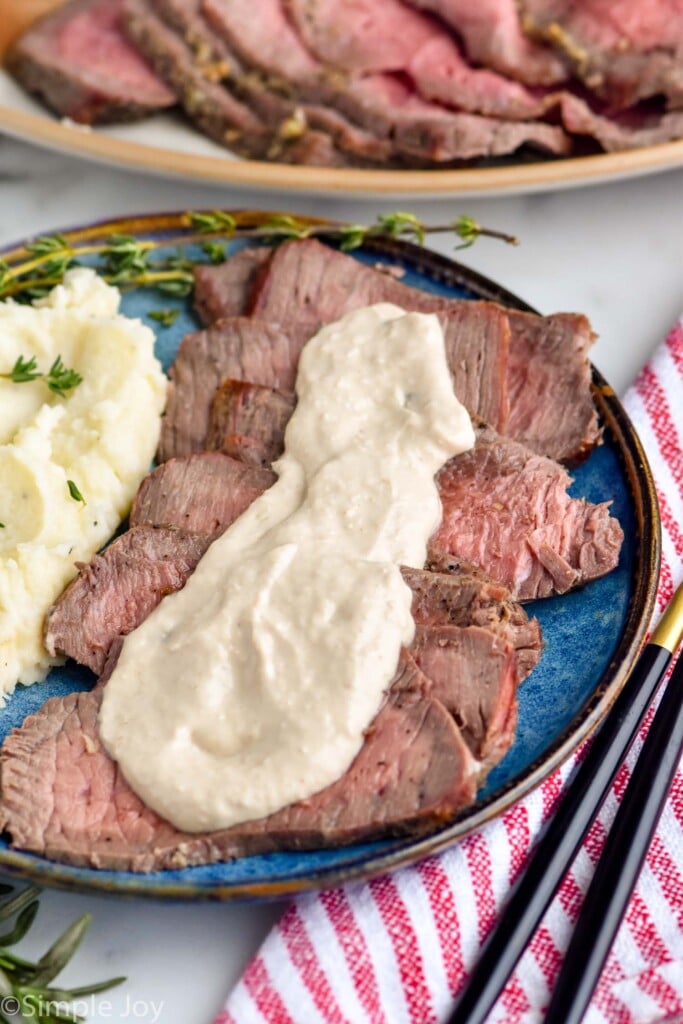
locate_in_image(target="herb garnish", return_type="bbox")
[67,480,86,505]
[0,884,124,1022]
[1,355,82,398]
[0,212,518,304]
[147,309,180,328]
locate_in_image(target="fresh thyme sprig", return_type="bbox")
[1,355,82,397]
[0,212,518,304]
[0,884,124,1023]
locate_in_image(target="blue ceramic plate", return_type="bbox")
[0,212,660,901]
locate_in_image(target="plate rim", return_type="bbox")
[0,212,662,901]
[1,94,683,197]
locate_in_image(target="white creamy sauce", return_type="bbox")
[99,304,475,832]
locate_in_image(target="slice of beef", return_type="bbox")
[402,565,543,683]
[130,451,275,535]
[135,428,622,602]
[121,0,267,151]
[403,0,567,85]
[246,239,599,463]
[520,0,683,109]
[0,657,478,871]
[193,248,272,324]
[286,0,555,121]
[430,425,624,600]
[175,304,508,458]
[410,624,517,769]
[43,526,212,676]
[505,308,598,467]
[127,0,391,164]
[324,73,571,162]
[558,93,683,152]
[158,317,310,461]
[6,0,176,124]
[206,380,296,467]
[202,0,571,162]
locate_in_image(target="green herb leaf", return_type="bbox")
[375,212,425,245]
[338,225,367,252]
[0,886,126,1024]
[452,214,481,250]
[0,210,516,304]
[66,480,86,505]
[32,916,91,987]
[1,355,81,397]
[0,902,39,946]
[1,354,40,384]
[188,210,237,235]
[201,241,227,264]
[0,887,40,924]
[46,356,82,398]
[147,308,180,327]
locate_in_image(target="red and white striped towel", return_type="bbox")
[216,320,683,1024]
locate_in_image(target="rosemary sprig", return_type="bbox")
[0,886,124,1023]
[0,212,518,304]
[1,355,81,397]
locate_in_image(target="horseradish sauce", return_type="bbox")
[99,304,474,831]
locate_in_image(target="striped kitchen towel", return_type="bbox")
[216,318,683,1024]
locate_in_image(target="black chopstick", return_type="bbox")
[544,650,683,1024]
[447,584,683,1024]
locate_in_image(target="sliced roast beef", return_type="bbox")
[244,239,598,463]
[0,656,478,871]
[121,0,268,151]
[126,0,392,164]
[45,502,542,699]
[206,380,296,466]
[43,526,212,676]
[430,425,623,600]
[193,248,272,324]
[505,308,598,466]
[7,0,176,124]
[158,318,310,461]
[170,304,508,459]
[285,0,553,121]
[202,0,570,161]
[558,93,683,152]
[520,0,683,109]
[317,73,571,162]
[410,625,517,768]
[132,434,622,601]
[402,566,543,682]
[403,0,567,85]
[130,451,275,535]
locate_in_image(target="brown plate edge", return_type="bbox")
[1,97,683,196]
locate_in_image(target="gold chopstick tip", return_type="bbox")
[651,583,683,654]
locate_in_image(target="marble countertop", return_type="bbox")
[0,133,682,1024]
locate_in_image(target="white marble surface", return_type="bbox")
[0,133,682,1024]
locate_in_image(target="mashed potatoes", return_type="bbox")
[0,269,167,699]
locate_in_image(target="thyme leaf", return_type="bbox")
[0,211,518,304]
[46,356,82,397]
[67,480,86,505]
[1,355,81,397]
[1,355,40,384]
[147,308,180,327]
